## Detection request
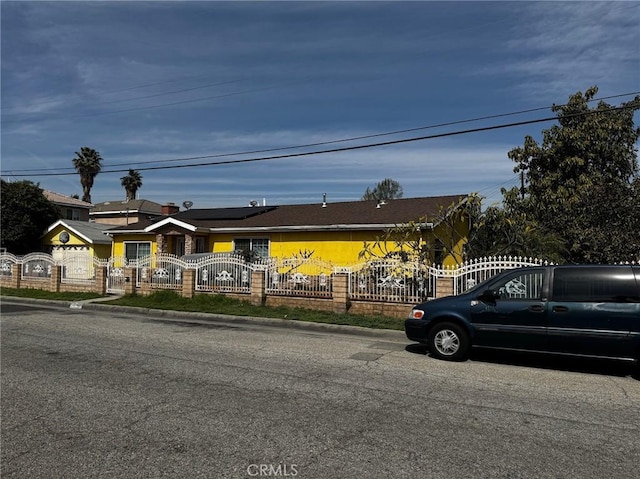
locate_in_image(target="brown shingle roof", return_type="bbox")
[90,199,163,214]
[108,195,469,233]
[43,190,92,209]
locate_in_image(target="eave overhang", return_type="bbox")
[206,222,434,233]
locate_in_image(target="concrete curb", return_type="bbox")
[1,296,407,341]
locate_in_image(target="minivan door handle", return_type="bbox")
[529,305,545,313]
[553,306,569,313]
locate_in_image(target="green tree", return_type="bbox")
[120,169,143,201]
[467,87,640,263]
[359,195,481,265]
[361,178,404,201]
[1,180,60,254]
[465,189,566,262]
[507,86,640,263]
[72,147,103,203]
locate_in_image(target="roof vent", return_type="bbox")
[322,193,327,208]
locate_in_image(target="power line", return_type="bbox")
[2,78,251,114]
[0,73,242,111]
[2,78,310,124]
[4,105,634,178]
[6,91,639,174]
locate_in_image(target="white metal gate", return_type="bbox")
[105,257,127,294]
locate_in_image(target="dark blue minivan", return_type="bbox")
[405,265,640,362]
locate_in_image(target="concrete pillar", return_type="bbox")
[332,273,349,314]
[250,270,266,306]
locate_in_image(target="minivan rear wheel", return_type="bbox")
[427,322,470,361]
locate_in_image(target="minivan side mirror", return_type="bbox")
[478,289,500,303]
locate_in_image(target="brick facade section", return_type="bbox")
[250,270,266,306]
[332,274,349,314]
[182,269,195,298]
[124,267,136,295]
[435,278,454,298]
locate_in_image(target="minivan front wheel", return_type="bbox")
[427,322,470,361]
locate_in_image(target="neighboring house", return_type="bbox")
[90,199,167,226]
[43,190,92,221]
[42,220,112,262]
[106,195,474,266]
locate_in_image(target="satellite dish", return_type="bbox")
[182,201,193,210]
[249,200,259,207]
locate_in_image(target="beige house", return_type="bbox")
[90,199,167,226]
[43,190,92,221]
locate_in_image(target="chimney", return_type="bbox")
[162,202,180,215]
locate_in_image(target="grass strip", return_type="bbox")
[110,290,404,330]
[0,287,104,302]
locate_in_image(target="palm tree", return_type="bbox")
[120,169,143,201]
[72,147,103,203]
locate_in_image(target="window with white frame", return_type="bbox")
[234,238,269,258]
[124,242,151,263]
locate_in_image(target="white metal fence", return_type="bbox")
[266,257,334,298]
[193,253,256,294]
[345,260,436,304]
[21,253,54,280]
[0,251,572,303]
[136,254,185,291]
[442,256,552,295]
[0,253,18,277]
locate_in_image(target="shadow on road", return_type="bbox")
[404,342,639,379]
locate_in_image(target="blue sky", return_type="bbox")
[2,1,639,209]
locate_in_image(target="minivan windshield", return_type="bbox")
[463,273,502,295]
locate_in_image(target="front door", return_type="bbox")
[471,268,548,351]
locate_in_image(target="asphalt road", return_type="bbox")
[1,299,639,479]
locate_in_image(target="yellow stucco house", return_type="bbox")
[105,195,475,267]
[42,220,114,279]
[43,220,113,260]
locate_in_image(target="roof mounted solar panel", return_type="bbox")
[175,206,277,221]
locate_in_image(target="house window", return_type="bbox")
[124,242,151,263]
[65,208,81,220]
[433,240,445,265]
[234,238,269,259]
[195,237,206,253]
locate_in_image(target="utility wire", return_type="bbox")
[6,92,639,174]
[1,78,249,113]
[4,105,634,178]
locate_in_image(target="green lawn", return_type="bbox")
[0,288,404,331]
[0,287,104,302]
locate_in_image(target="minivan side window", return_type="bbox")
[493,270,544,300]
[552,267,639,302]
